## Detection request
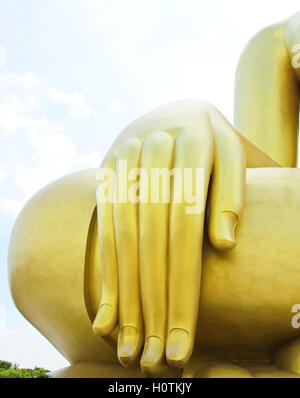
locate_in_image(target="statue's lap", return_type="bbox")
[8,167,300,376]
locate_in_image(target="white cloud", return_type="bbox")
[0,44,6,69]
[0,94,40,135]
[217,0,299,33]
[0,308,68,370]
[107,101,124,116]
[0,304,6,331]
[22,72,45,92]
[157,27,238,120]
[0,71,45,91]
[0,70,101,217]
[0,199,24,217]
[13,114,100,196]
[0,168,7,184]
[48,87,91,118]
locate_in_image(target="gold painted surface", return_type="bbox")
[8,170,117,366]
[8,167,300,377]
[7,11,300,377]
[234,11,300,167]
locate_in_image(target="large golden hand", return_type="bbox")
[92,100,246,376]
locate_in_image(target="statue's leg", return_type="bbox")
[271,338,300,375]
[182,356,253,378]
[9,167,300,377]
[48,363,146,378]
[182,355,300,378]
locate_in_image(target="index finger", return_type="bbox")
[166,113,214,369]
[93,154,119,336]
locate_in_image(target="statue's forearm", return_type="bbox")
[234,12,300,168]
[283,10,300,83]
[237,133,279,168]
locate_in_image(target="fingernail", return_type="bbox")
[140,336,164,376]
[166,328,190,368]
[92,304,113,336]
[118,326,139,367]
[219,211,237,249]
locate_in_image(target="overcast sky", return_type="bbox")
[0,0,299,371]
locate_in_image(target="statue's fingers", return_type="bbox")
[113,138,143,368]
[208,116,246,251]
[93,154,118,336]
[139,131,174,377]
[166,114,214,369]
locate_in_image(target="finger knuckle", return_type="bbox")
[144,130,173,150]
[117,137,142,159]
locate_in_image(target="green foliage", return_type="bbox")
[0,360,13,370]
[0,360,49,378]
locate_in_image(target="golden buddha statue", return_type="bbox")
[7,11,300,378]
